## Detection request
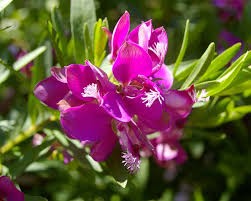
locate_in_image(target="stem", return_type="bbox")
[0,115,57,154]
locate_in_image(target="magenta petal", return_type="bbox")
[164,87,195,118]
[66,64,96,100]
[156,143,178,162]
[138,22,152,50]
[155,141,187,165]
[34,76,69,109]
[90,132,117,161]
[60,103,113,141]
[113,41,152,83]
[128,20,152,44]
[58,92,83,112]
[149,27,168,67]
[51,67,67,83]
[153,64,173,90]
[125,93,163,122]
[0,176,24,201]
[111,11,130,60]
[149,27,168,47]
[102,92,132,122]
[85,60,116,92]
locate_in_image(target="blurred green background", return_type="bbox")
[1,0,251,201]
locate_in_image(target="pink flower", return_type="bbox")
[34,11,196,173]
[34,61,130,161]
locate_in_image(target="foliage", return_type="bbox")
[0,0,251,201]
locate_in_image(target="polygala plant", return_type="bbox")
[1,0,251,200]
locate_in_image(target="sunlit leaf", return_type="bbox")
[218,66,251,95]
[84,23,94,62]
[173,20,190,76]
[13,46,47,71]
[181,43,215,89]
[207,51,251,96]
[70,0,96,63]
[0,62,10,84]
[198,43,241,82]
[93,18,108,66]
[0,0,13,12]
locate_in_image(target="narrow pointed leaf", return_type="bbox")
[0,0,13,12]
[207,51,251,96]
[181,43,215,89]
[0,58,24,83]
[94,18,108,66]
[173,20,190,76]
[13,46,46,71]
[0,62,10,84]
[84,23,94,62]
[199,43,241,82]
[51,8,67,50]
[218,67,251,95]
[171,59,197,80]
[47,21,65,66]
[70,0,96,63]
[195,80,221,90]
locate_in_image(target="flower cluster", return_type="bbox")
[34,11,196,173]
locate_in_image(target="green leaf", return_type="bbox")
[181,43,215,89]
[25,195,48,201]
[0,58,25,83]
[195,80,220,90]
[9,138,53,177]
[134,159,149,190]
[0,62,10,84]
[13,46,46,71]
[93,18,108,66]
[28,42,52,124]
[198,43,241,82]
[218,67,251,95]
[193,188,205,201]
[188,96,251,128]
[83,23,94,62]
[51,8,67,50]
[173,20,190,76]
[47,21,65,66]
[207,51,251,96]
[172,60,197,80]
[227,105,251,120]
[70,0,96,63]
[0,0,13,12]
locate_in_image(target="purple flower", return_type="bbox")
[0,176,24,201]
[148,86,196,167]
[108,15,173,133]
[109,11,168,73]
[34,61,131,162]
[34,11,197,173]
[152,122,188,167]
[213,0,246,22]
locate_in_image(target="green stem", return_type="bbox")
[0,115,57,154]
